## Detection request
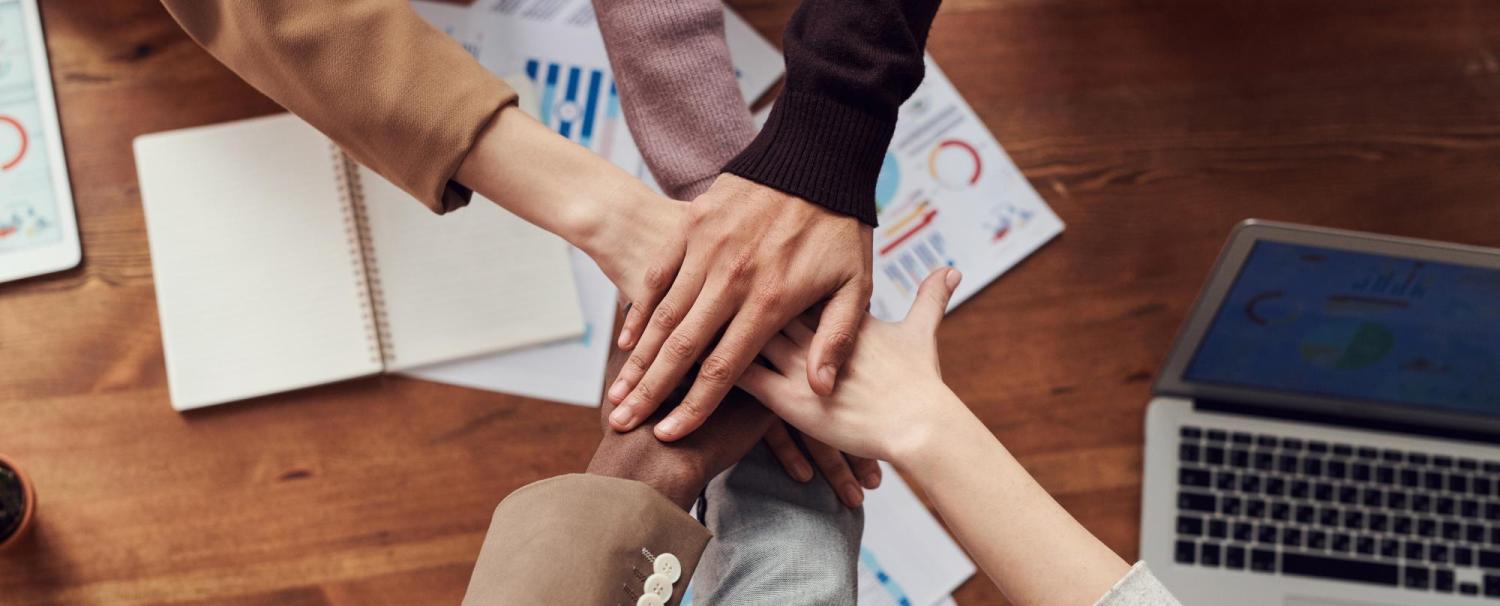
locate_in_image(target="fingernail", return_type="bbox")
[609,406,633,428]
[793,462,813,482]
[842,484,864,507]
[656,416,681,439]
[617,328,633,348]
[945,268,962,290]
[864,473,882,489]
[818,365,836,388]
[607,378,629,403]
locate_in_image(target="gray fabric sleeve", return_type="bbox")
[1092,562,1182,606]
[691,442,863,605]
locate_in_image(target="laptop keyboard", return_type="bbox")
[1174,424,1500,597]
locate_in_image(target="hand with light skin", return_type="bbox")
[605,173,874,443]
[737,269,1135,606]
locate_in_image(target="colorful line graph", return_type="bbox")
[524,58,619,153]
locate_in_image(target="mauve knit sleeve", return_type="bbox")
[725,0,943,226]
[592,0,758,200]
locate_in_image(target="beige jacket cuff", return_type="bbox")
[462,474,711,606]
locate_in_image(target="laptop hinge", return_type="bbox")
[1194,398,1500,447]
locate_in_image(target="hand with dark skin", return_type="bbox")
[606,174,874,443]
[586,344,779,509]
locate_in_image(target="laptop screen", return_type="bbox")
[1183,240,1500,416]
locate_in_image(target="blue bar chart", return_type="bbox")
[524,58,621,155]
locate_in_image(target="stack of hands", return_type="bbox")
[564,164,900,508]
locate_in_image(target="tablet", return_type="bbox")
[0,0,79,283]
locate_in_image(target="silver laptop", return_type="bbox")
[1141,220,1500,604]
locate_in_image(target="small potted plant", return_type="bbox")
[0,453,35,551]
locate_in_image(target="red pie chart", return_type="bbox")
[1,115,28,171]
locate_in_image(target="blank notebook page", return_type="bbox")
[135,115,381,410]
[354,166,583,370]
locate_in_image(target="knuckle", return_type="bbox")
[751,285,785,311]
[725,249,756,281]
[644,264,671,291]
[826,330,857,359]
[664,332,696,360]
[628,382,656,407]
[674,397,708,421]
[651,302,681,330]
[625,354,650,374]
[698,354,736,384]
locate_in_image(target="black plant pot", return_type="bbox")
[0,454,35,551]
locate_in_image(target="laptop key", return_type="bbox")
[1207,429,1227,443]
[1233,522,1253,542]
[1424,471,1444,490]
[1319,507,1340,527]
[1253,452,1273,471]
[1281,552,1398,586]
[1430,543,1449,564]
[1485,502,1500,521]
[1475,476,1492,496]
[1282,527,1303,547]
[1314,482,1334,502]
[1461,581,1480,596]
[1216,471,1237,490]
[1331,533,1351,553]
[1417,517,1436,537]
[1309,530,1328,549]
[1250,548,1276,573]
[1178,467,1211,488]
[1179,443,1201,463]
[1442,521,1461,541]
[1479,549,1500,569]
[1174,540,1195,564]
[1380,538,1400,558]
[1246,498,1266,518]
[1278,454,1298,473]
[1204,446,1225,466]
[1355,535,1375,555]
[1225,546,1246,570]
[1411,493,1431,514]
[1343,510,1363,530]
[1222,496,1242,516]
[1362,487,1383,507]
[1270,501,1290,521]
[1434,570,1453,594]
[1230,449,1249,468]
[1404,565,1431,590]
[1327,459,1347,479]
[1337,485,1358,505]
[1295,505,1315,524]
[1351,462,1371,482]
[1450,473,1469,493]
[1367,512,1388,532]
[1487,574,1500,597]
[1456,546,1474,567]
[1180,426,1202,439]
[1401,468,1420,487]
[1208,519,1227,539]
[1393,515,1413,535]
[1406,540,1425,561]
[1265,477,1285,497]
[1462,499,1480,518]
[1200,542,1221,567]
[1177,515,1204,536]
[1178,491,1215,513]
[1290,480,1310,499]
[1256,524,1278,544]
[1375,465,1395,485]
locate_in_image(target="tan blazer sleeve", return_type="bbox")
[463,474,710,606]
[158,0,516,214]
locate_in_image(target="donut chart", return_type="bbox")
[0,114,26,171]
[927,139,980,189]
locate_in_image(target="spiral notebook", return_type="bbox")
[134,113,584,411]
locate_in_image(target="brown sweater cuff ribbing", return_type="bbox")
[723,91,892,226]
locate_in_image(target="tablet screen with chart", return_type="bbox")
[0,0,63,254]
[1184,240,1500,415]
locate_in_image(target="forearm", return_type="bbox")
[724,0,943,225]
[455,105,660,262]
[592,0,756,199]
[896,393,1129,606]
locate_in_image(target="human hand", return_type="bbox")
[587,345,776,509]
[763,421,882,508]
[736,269,964,464]
[606,174,874,442]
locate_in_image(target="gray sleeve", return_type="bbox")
[1092,562,1182,606]
[690,442,863,605]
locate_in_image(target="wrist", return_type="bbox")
[887,386,980,471]
[586,436,707,510]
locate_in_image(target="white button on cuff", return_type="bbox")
[653,552,682,583]
[643,573,673,601]
[636,594,665,606]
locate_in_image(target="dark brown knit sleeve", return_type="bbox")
[723,0,942,226]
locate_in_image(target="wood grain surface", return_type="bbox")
[3,0,1500,604]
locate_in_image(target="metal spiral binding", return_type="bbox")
[330,144,394,366]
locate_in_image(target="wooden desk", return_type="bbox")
[4,1,1499,603]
